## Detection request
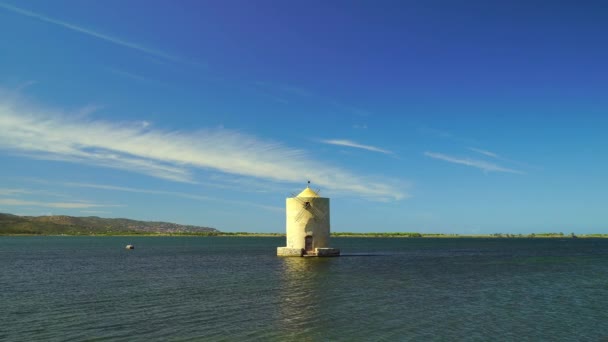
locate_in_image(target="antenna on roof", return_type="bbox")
[306,180,320,193]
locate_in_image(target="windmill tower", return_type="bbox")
[277,182,340,257]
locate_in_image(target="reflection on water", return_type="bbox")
[277,257,333,340]
[3,237,608,341]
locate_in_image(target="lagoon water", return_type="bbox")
[2,236,608,341]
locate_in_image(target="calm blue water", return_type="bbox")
[1,237,608,341]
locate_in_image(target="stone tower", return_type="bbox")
[277,185,340,257]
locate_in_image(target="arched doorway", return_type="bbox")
[304,235,313,253]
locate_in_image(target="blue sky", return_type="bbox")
[1,1,607,234]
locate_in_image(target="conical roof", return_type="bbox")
[297,186,319,198]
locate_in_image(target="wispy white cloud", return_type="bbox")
[418,126,483,146]
[0,95,406,200]
[468,147,536,171]
[62,182,283,212]
[0,188,30,196]
[424,152,523,174]
[0,198,122,209]
[74,104,104,119]
[320,139,393,155]
[25,149,195,184]
[80,210,111,214]
[469,147,499,159]
[15,80,38,92]
[0,187,74,199]
[0,2,180,63]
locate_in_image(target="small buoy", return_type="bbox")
[125,244,134,250]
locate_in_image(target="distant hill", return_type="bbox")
[0,213,219,235]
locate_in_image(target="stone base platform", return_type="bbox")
[277,247,340,257]
[314,248,341,257]
[277,247,304,257]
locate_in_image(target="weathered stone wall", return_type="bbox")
[284,196,330,250]
[278,187,339,257]
[277,247,304,257]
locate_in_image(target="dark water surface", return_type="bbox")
[2,237,608,341]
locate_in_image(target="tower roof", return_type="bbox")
[297,186,319,198]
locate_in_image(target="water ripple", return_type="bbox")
[2,237,608,340]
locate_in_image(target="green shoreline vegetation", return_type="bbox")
[331,232,608,238]
[3,232,608,238]
[3,231,608,238]
[1,213,606,238]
